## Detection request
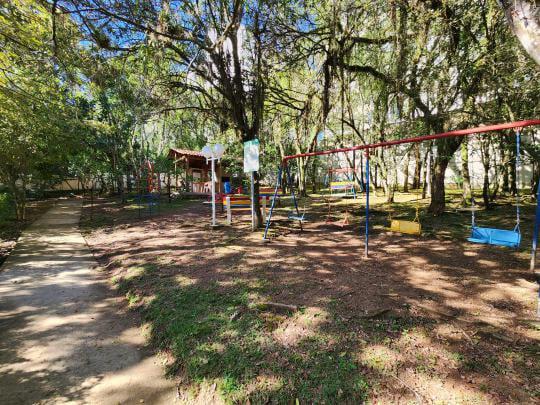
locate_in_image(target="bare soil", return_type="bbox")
[83,197,540,403]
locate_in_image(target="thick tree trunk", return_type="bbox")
[429,156,449,215]
[253,170,263,227]
[429,137,462,215]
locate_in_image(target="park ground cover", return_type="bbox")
[82,193,539,403]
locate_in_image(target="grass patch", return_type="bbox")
[142,283,369,403]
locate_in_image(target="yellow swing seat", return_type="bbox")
[390,219,421,235]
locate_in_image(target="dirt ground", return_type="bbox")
[83,197,540,403]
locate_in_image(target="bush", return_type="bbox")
[0,192,14,221]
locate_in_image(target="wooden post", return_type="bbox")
[262,196,267,219]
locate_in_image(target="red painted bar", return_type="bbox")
[283,119,540,163]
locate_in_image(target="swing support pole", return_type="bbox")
[531,182,540,317]
[286,164,303,231]
[262,165,283,241]
[531,183,540,272]
[364,150,370,258]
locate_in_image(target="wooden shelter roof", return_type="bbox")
[168,148,206,160]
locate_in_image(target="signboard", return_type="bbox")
[243,139,260,173]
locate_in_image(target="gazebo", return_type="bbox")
[168,148,225,194]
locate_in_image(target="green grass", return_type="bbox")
[137,282,369,403]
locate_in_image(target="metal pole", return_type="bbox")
[516,130,521,231]
[211,157,216,227]
[365,150,370,258]
[530,182,540,318]
[262,166,282,240]
[251,171,255,231]
[532,183,540,272]
[286,164,303,231]
[282,119,540,163]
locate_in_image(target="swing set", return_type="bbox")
[328,167,359,198]
[263,119,540,261]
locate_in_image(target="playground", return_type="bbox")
[3,2,540,403]
[81,187,539,403]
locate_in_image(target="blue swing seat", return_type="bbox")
[468,226,521,248]
[288,212,306,222]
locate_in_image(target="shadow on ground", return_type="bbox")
[83,195,540,403]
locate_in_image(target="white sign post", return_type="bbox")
[244,139,260,231]
[201,144,225,227]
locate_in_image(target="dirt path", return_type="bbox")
[0,199,177,405]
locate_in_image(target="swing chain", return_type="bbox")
[413,187,421,223]
[514,128,522,233]
[471,196,476,229]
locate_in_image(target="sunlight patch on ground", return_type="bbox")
[359,344,402,373]
[175,275,197,286]
[362,329,492,403]
[272,307,329,347]
[477,259,498,267]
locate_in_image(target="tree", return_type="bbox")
[0,0,83,219]
[60,0,303,226]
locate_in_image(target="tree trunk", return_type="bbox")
[403,150,410,192]
[429,137,462,215]
[532,163,539,199]
[461,139,472,204]
[509,141,517,196]
[127,173,133,193]
[253,170,263,227]
[421,148,429,199]
[501,145,510,193]
[479,139,492,209]
[8,179,26,221]
[298,157,308,197]
[412,144,422,189]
